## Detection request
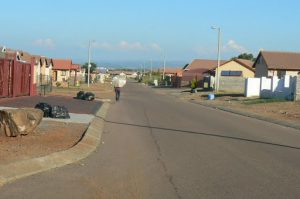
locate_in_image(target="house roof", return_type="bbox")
[182,59,227,80]
[52,59,73,70]
[71,64,81,70]
[182,68,210,81]
[217,59,254,72]
[19,51,33,63]
[39,56,53,66]
[185,59,227,71]
[0,46,6,53]
[235,59,254,69]
[161,67,182,75]
[254,51,300,70]
[1,48,32,63]
[32,55,42,64]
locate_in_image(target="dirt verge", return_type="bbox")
[0,121,88,165]
[154,87,300,126]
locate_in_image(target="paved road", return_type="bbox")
[1,82,300,199]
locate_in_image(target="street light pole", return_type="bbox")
[87,40,91,88]
[211,26,221,92]
[163,51,166,81]
[150,59,153,80]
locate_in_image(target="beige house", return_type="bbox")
[52,59,80,85]
[254,51,300,78]
[217,59,254,78]
[32,55,42,85]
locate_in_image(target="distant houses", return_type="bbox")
[2,41,300,99]
[178,50,300,95]
[0,45,85,97]
[0,48,35,97]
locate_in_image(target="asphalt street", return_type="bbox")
[1,82,300,199]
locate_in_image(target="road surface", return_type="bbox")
[1,82,300,199]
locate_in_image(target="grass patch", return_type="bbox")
[242,98,287,105]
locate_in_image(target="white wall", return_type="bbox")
[245,75,297,100]
[245,78,261,97]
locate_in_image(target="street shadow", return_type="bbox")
[103,119,300,150]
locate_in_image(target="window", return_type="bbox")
[61,71,66,76]
[221,70,243,77]
[277,70,286,79]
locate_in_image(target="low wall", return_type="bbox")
[245,78,260,97]
[245,75,298,100]
[294,76,300,101]
[219,76,245,93]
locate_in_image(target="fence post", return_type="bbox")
[294,75,300,101]
[30,56,35,96]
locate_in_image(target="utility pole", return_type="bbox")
[150,59,153,79]
[87,40,91,88]
[163,52,166,81]
[211,26,221,92]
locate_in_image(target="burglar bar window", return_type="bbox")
[221,71,242,76]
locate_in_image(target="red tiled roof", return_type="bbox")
[52,59,73,70]
[254,51,300,70]
[71,64,81,70]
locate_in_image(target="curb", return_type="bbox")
[0,102,110,187]
[190,100,300,131]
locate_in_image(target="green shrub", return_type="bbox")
[191,79,198,89]
[56,82,61,87]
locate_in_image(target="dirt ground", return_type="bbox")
[0,121,88,165]
[51,82,114,100]
[154,88,300,125]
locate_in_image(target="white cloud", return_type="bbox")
[34,38,55,48]
[149,43,162,51]
[91,41,162,52]
[119,41,144,50]
[224,40,248,53]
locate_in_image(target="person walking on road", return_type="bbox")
[114,86,121,101]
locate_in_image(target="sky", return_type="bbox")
[1,0,300,67]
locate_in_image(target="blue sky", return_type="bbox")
[1,0,300,67]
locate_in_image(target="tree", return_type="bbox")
[82,62,98,73]
[231,53,256,61]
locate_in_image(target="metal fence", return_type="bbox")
[36,75,52,96]
[0,55,33,98]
